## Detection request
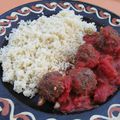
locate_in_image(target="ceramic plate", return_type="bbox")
[0,0,120,120]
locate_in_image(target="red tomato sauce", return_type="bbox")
[38,26,120,113]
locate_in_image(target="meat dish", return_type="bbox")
[37,26,120,113]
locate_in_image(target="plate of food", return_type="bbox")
[0,0,120,120]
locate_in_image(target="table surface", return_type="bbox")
[0,0,120,16]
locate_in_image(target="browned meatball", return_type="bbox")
[70,68,97,95]
[38,71,65,102]
[94,26,120,55]
[75,44,100,68]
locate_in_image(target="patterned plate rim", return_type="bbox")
[0,0,120,120]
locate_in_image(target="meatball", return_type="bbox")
[38,71,64,102]
[94,26,120,55]
[69,68,97,95]
[84,26,120,56]
[75,44,100,68]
